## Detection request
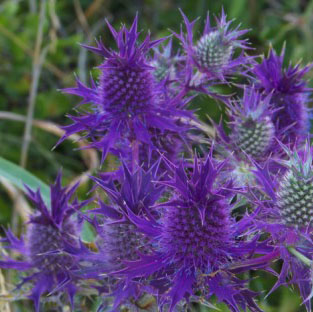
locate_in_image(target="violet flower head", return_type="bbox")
[253,47,312,144]
[276,140,313,227]
[59,16,192,163]
[252,141,313,310]
[92,161,163,266]
[118,153,264,311]
[87,162,163,309]
[0,174,87,311]
[214,87,276,187]
[220,87,275,160]
[177,9,251,82]
[150,38,178,82]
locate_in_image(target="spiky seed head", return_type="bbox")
[97,223,150,268]
[100,66,155,118]
[59,17,193,163]
[28,220,77,272]
[151,59,170,81]
[150,37,177,82]
[231,116,275,158]
[253,48,312,144]
[117,155,265,311]
[195,31,233,73]
[0,173,87,311]
[277,170,313,227]
[221,88,276,160]
[276,141,313,227]
[156,156,237,272]
[177,9,250,81]
[150,56,176,82]
[161,199,232,270]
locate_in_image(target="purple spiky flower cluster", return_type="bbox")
[2,10,313,312]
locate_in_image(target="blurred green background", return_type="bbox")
[0,0,313,311]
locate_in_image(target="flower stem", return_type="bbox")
[287,246,312,267]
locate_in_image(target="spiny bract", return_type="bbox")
[58,16,193,163]
[253,47,312,145]
[276,141,313,227]
[117,153,264,312]
[0,173,88,312]
[177,8,251,81]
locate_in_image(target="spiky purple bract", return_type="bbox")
[59,16,193,164]
[116,153,265,311]
[177,9,251,82]
[253,47,312,145]
[220,87,275,160]
[0,173,88,312]
[214,87,277,187]
[252,141,313,311]
[150,38,179,83]
[85,162,163,309]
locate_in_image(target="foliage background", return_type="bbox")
[0,0,313,311]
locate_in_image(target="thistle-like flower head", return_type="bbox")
[275,140,313,228]
[117,153,265,311]
[85,162,163,309]
[59,16,192,163]
[177,9,251,81]
[252,141,313,309]
[0,174,87,311]
[253,47,312,144]
[150,38,179,82]
[214,88,276,188]
[228,88,275,159]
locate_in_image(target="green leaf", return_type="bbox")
[81,221,95,243]
[0,156,50,206]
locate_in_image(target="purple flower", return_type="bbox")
[150,38,180,83]
[214,87,278,187]
[253,47,312,144]
[176,9,251,83]
[58,16,193,164]
[116,153,266,311]
[0,174,88,311]
[253,141,313,310]
[218,87,275,161]
[85,162,163,309]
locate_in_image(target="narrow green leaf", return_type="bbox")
[0,156,50,206]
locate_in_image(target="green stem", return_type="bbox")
[287,246,312,267]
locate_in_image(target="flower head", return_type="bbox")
[0,174,87,311]
[150,38,179,82]
[221,87,275,160]
[84,162,163,309]
[117,153,266,311]
[176,9,251,82]
[214,87,277,187]
[253,47,312,144]
[275,140,313,227]
[252,141,313,309]
[58,16,192,163]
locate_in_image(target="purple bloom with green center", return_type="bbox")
[115,152,268,311]
[58,16,193,163]
[218,87,275,161]
[253,141,313,311]
[150,38,181,83]
[253,47,312,145]
[0,174,88,312]
[176,9,251,83]
[214,87,278,186]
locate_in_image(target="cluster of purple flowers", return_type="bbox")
[2,10,313,312]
